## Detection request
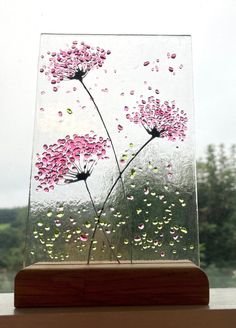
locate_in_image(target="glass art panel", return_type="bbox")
[25,34,198,265]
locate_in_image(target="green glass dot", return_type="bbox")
[148,162,153,169]
[84,221,91,229]
[130,168,136,179]
[46,243,53,247]
[136,208,142,215]
[180,227,188,234]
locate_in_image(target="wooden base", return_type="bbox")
[14,260,209,307]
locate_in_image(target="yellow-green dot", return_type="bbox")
[46,243,53,247]
[67,108,73,114]
[122,154,128,160]
[84,221,91,228]
[130,168,136,179]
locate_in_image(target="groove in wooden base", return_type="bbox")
[14,260,209,307]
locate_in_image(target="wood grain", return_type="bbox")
[14,261,209,307]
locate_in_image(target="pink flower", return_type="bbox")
[125,96,188,141]
[40,41,111,84]
[34,132,110,192]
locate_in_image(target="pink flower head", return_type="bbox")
[40,41,111,84]
[34,132,110,192]
[125,96,188,141]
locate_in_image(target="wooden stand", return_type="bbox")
[14,260,209,308]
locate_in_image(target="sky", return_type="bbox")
[0,0,235,208]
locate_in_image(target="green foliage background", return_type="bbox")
[1,144,236,292]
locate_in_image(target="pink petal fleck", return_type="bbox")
[80,234,88,242]
[117,124,123,132]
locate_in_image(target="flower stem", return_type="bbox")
[100,136,154,215]
[80,80,128,263]
[80,80,121,174]
[88,135,154,263]
[84,180,120,264]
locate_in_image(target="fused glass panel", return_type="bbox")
[26,34,198,265]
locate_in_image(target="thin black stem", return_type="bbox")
[84,180,120,264]
[100,136,154,215]
[84,180,97,216]
[80,79,127,263]
[89,135,154,263]
[80,80,122,177]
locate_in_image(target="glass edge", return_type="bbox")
[40,33,192,37]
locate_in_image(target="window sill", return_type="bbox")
[0,289,236,328]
